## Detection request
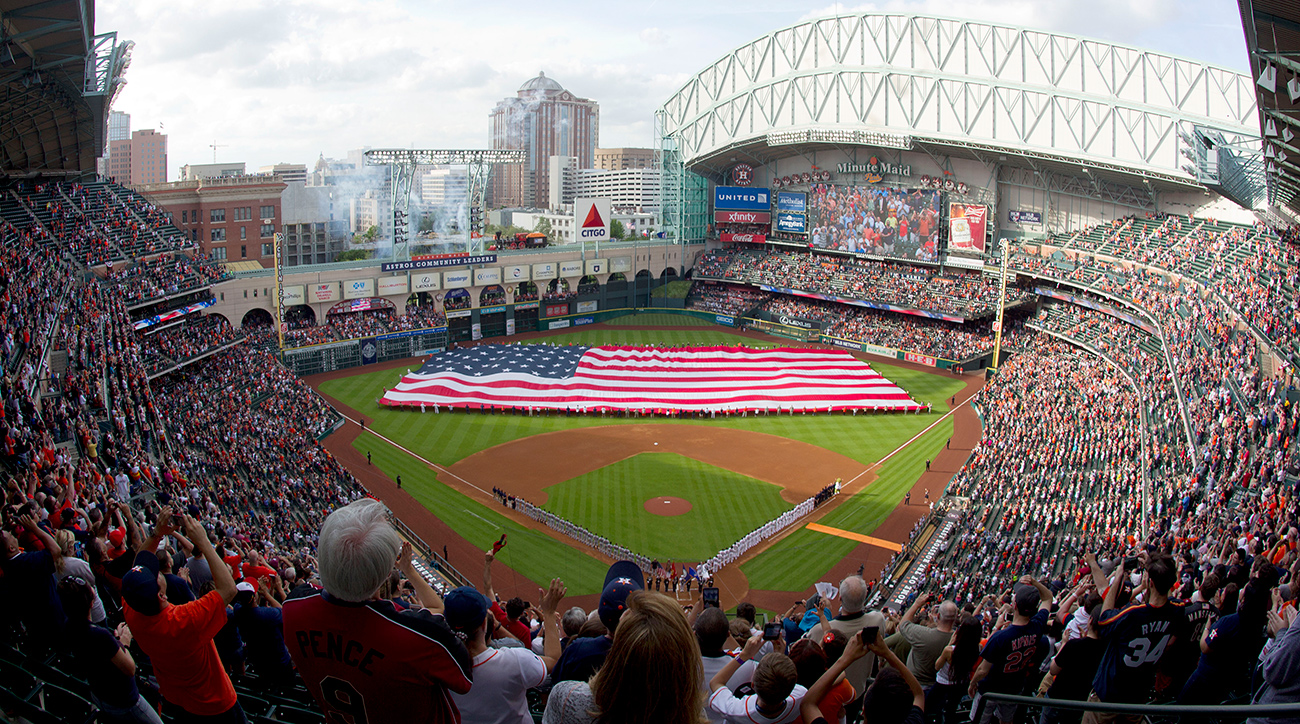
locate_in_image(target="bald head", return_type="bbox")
[937,601,959,629]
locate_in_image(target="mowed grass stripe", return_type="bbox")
[541,453,792,562]
[355,432,610,595]
[602,313,715,327]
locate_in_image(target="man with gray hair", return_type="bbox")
[282,498,472,724]
[896,592,959,688]
[803,575,886,710]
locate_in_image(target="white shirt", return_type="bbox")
[700,656,758,724]
[708,684,807,724]
[450,646,547,724]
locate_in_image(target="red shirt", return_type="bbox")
[124,591,237,715]
[491,602,532,647]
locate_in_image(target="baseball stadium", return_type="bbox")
[3,1,1300,723]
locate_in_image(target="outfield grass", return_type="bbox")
[602,312,714,326]
[320,327,968,592]
[541,453,792,562]
[739,419,952,592]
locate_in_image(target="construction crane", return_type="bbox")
[208,140,228,163]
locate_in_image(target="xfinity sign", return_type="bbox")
[714,186,771,211]
[575,198,611,241]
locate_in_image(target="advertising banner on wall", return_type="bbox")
[714,186,771,211]
[532,262,557,280]
[1009,210,1042,224]
[281,285,305,305]
[473,268,501,286]
[610,257,632,273]
[343,279,375,300]
[904,351,938,367]
[775,212,806,233]
[714,210,771,224]
[585,259,607,275]
[948,203,988,253]
[504,265,530,282]
[545,303,569,317]
[360,338,378,365]
[576,300,598,313]
[443,270,472,289]
[310,283,339,303]
[720,232,767,243]
[776,192,807,213]
[380,254,496,273]
[574,198,611,243]
[377,277,408,296]
[559,261,584,277]
[412,273,440,292]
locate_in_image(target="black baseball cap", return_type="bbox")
[121,550,163,615]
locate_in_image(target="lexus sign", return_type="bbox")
[714,211,771,224]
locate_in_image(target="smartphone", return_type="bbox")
[763,622,782,640]
[702,587,720,608]
[858,625,879,644]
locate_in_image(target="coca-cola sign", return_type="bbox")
[720,233,767,243]
[714,211,771,224]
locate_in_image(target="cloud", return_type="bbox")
[639,27,669,45]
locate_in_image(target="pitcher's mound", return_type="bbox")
[645,496,692,516]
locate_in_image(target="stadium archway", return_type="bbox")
[479,285,507,338]
[444,289,473,342]
[578,275,600,296]
[407,291,436,309]
[240,308,273,331]
[634,269,654,307]
[546,278,571,299]
[515,281,538,303]
[285,305,316,328]
[479,285,506,307]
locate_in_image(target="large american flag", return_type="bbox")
[380,344,920,413]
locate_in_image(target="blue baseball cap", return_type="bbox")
[121,550,163,615]
[599,561,645,632]
[443,586,490,632]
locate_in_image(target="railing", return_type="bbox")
[391,515,472,589]
[974,692,1300,723]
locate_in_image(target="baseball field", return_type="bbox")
[312,316,974,607]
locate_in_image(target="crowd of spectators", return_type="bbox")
[809,184,942,263]
[324,310,396,340]
[138,315,241,376]
[687,283,773,316]
[696,247,1027,318]
[104,253,231,307]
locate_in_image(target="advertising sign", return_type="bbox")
[480,305,506,315]
[310,283,338,303]
[574,198,611,242]
[548,319,571,330]
[576,300,598,313]
[777,314,817,330]
[443,270,472,289]
[377,277,408,296]
[1009,210,1043,224]
[775,212,806,233]
[412,273,441,292]
[714,210,771,224]
[545,303,569,317]
[504,265,530,281]
[473,268,501,286]
[776,192,807,213]
[446,309,473,319]
[836,158,912,182]
[948,203,988,253]
[514,301,539,310]
[532,262,557,280]
[281,285,305,305]
[585,259,607,275]
[471,323,482,341]
[506,318,516,336]
[715,314,736,326]
[559,261,584,277]
[574,316,595,326]
[714,186,771,211]
[610,257,632,273]
[863,343,896,358]
[380,254,496,272]
[343,279,376,300]
[719,233,767,243]
[904,351,938,367]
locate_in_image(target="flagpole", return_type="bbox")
[990,238,1009,373]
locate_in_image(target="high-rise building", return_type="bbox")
[490,72,598,208]
[258,163,309,185]
[107,111,131,142]
[106,128,168,186]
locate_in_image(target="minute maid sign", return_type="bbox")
[837,157,912,184]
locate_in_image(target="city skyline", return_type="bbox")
[100,0,1250,178]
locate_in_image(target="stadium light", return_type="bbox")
[857,131,912,150]
[767,131,810,146]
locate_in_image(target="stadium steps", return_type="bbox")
[54,185,131,263]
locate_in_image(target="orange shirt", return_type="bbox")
[816,678,857,723]
[124,591,237,715]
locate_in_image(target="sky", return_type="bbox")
[98,0,1250,178]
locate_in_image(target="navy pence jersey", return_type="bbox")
[282,586,473,724]
[1091,600,1188,703]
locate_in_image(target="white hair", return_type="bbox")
[839,575,867,613]
[317,499,401,602]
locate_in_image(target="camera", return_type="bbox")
[763,622,782,640]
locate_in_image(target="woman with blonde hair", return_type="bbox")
[545,590,705,724]
[54,527,107,623]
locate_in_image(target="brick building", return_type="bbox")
[138,175,286,266]
[490,72,599,208]
[106,128,168,186]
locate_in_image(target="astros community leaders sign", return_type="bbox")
[381,254,496,272]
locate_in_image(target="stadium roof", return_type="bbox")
[0,0,129,176]
[1241,0,1300,218]
[660,13,1259,194]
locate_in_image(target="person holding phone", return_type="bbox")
[967,576,1053,724]
[708,631,805,724]
[799,627,926,724]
